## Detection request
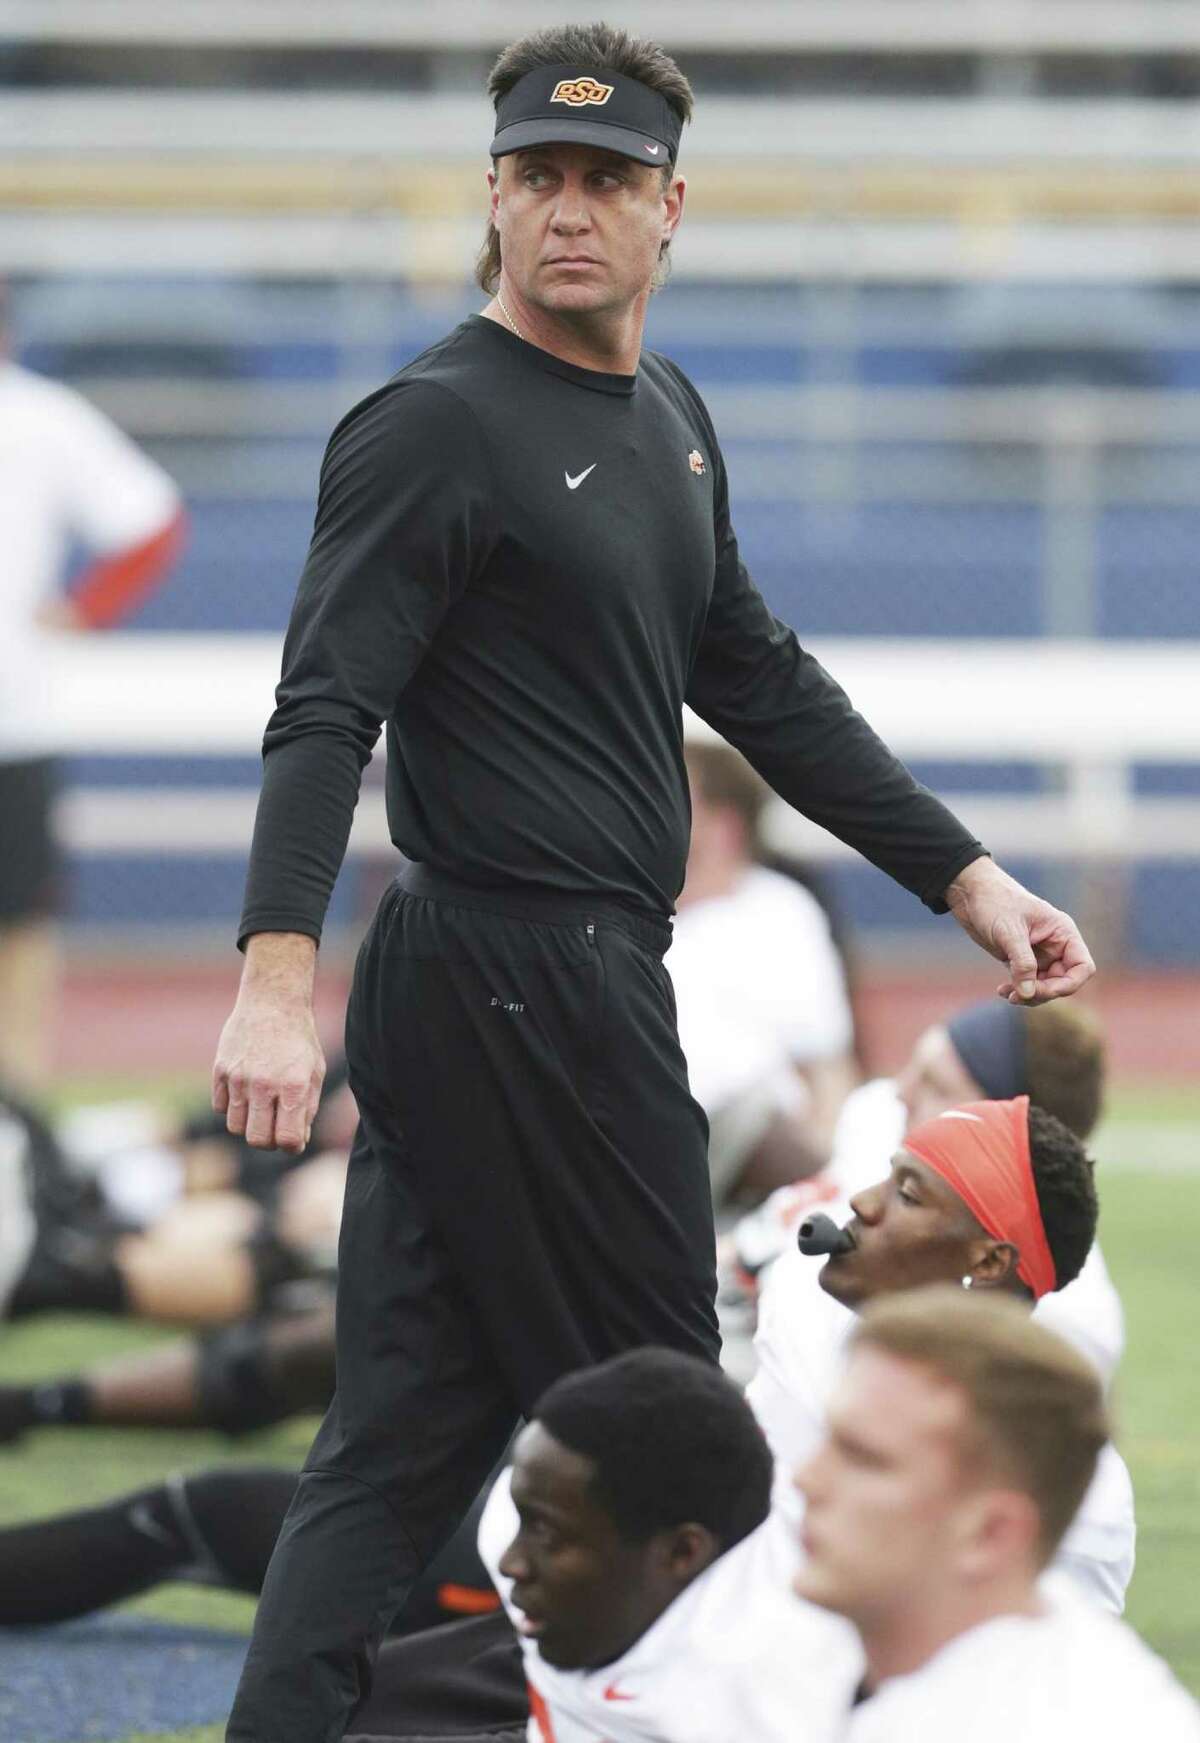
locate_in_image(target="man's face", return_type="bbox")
[498,1422,685,1669]
[818,1150,983,1309]
[794,1346,974,1626]
[894,1024,982,1133]
[488,142,684,318]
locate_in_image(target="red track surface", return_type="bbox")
[55,961,1197,1081]
[855,972,1198,1080]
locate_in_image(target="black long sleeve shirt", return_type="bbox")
[239,316,983,945]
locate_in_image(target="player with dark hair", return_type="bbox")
[750,1097,1136,1613]
[210,20,1094,1738]
[726,996,1122,1382]
[816,1100,1096,1313]
[468,1347,852,1743]
[529,1345,773,1557]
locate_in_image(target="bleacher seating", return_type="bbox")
[2,10,1197,961]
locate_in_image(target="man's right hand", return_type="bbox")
[212,933,326,1154]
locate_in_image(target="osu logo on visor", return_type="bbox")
[550,76,615,107]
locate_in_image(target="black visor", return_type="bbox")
[489,64,682,168]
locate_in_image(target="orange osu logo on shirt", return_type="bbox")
[550,76,615,107]
[688,449,706,475]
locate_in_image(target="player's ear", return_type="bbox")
[956,1486,1042,1581]
[971,1239,1020,1289]
[663,174,685,241]
[487,166,500,221]
[659,1520,717,1585]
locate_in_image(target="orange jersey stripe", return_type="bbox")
[436,1581,503,1616]
[528,1681,558,1743]
[70,507,187,629]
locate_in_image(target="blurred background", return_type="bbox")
[0,2,1197,1729]
[3,0,1198,1077]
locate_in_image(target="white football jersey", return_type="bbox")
[0,361,180,757]
[477,1467,861,1743]
[843,1582,1200,1742]
[748,1242,1136,1614]
[667,866,853,1111]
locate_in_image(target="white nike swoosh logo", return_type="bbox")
[645,144,661,155]
[128,1499,175,1546]
[565,463,597,490]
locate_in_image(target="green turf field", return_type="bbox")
[2,1082,1196,1741]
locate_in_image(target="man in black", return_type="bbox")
[213,24,1094,1742]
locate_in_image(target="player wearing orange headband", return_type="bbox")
[747,1096,1136,1614]
[720,1002,1123,1395]
[818,1096,1073,1311]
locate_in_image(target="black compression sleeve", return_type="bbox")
[0,1484,187,1624]
[0,1470,301,1625]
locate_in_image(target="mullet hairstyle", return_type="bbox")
[852,1287,1109,1566]
[477,23,694,296]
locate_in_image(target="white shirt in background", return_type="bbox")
[668,866,853,1195]
[477,1467,860,1743]
[667,865,852,1115]
[0,361,181,759]
[823,1076,907,1202]
[748,1240,1137,1614]
[844,1583,1200,1743]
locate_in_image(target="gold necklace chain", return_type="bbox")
[495,290,523,340]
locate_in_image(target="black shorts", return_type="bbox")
[0,758,60,923]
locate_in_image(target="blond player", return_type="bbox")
[797,1288,1199,1741]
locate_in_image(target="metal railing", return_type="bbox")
[4,0,1199,53]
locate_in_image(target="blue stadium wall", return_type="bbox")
[25,279,1199,963]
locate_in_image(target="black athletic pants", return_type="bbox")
[227,871,719,1743]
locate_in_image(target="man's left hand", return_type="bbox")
[944,858,1096,1005]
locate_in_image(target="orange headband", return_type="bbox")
[902,1096,1057,1301]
